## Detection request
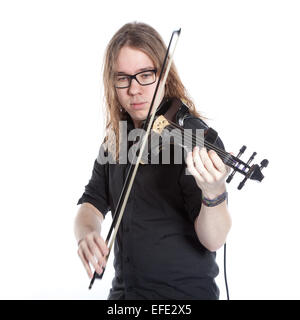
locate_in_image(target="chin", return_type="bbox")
[130,110,149,122]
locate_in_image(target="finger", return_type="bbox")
[86,239,103,262]
[208,149,227,173]
[81,241,103,275]
[186,151,204,183]
[194,147,213,182]
[77,247,93,279]
[200,147,217,174]
[94,235,109,257]
[226,164,231,174]
[94,237,109,268]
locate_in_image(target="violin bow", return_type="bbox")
[89,28,181,289]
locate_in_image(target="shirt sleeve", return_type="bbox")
[77,145,111,217]
[178,116,226,222]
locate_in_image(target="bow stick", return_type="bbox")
[89,28,181,289]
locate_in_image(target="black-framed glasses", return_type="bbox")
[114,69,157,89]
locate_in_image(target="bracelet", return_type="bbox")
[202,191,228,207]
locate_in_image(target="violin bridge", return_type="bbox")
[152,115,170,135]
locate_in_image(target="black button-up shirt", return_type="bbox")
[77,104,225,300]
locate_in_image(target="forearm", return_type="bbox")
[186,147,232,252]
[74,202,104,244]
[194,200,232,252]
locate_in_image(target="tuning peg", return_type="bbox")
[248,152,257,163]
[237,151,257,190]
[260,159,269,169]
[226,145,247,183]
[239,145,247,154]
[237,176,248,190]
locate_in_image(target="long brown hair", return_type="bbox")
[102,22,201,157]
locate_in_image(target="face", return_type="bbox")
[114,46,164,128]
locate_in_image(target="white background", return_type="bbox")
[0,0,299,300]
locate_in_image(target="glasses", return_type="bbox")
[114,69,157,89]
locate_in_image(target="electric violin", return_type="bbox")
[149,98,269,190]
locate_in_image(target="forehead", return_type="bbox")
[115,46,154,73]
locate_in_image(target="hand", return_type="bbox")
[186,146,231,199]
[77,231,109,279]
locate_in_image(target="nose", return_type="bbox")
[128,78,142,95]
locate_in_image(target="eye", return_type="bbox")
[141,72,152,78]
[117,76,129,82]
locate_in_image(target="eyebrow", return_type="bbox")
[115,67,155,75]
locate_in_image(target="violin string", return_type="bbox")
[163,121,238,167]
[157,125,230,161]
[167,120,231,159]
[165,129,237,168]
[167,121,241,167]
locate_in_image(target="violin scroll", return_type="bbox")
[226,146,269,190]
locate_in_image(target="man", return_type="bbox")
[74,22,231,299]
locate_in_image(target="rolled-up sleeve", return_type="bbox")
[77,154,111,217]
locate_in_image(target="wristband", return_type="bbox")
[202,191,228,207]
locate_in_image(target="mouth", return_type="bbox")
[130,102,147,110]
